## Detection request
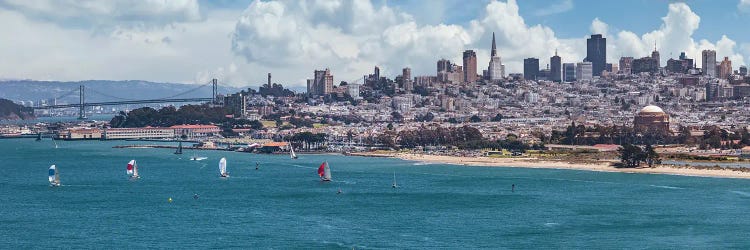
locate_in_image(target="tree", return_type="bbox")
[469,115,482,123]
[387,123,394,130]
[491,113,503,122]
[391,111,403,122]
[643,144,660,168]
[617,143,645,168]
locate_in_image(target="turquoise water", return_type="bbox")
[3,139,750,248]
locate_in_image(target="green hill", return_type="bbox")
[0,98,34,120]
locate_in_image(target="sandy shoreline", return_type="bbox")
[349,152,750,179]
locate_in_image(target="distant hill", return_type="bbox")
[0,98,34,120]
[0,80,242,105]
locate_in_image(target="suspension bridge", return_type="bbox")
[32,79,222,119]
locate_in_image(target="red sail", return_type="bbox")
[317,162,325,177]
[127,163,133,171]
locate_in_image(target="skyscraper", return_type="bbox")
[402,67,413,92]
[651,44,660,68]
[311,68,333,96]
[586,34,606,76]
[550,50,562,82]
[488,32,504,80]
[462,50,477,83]
[702,50,717,77]
[619,57,634,75]
[563,63,576,82]
[523,58,539,80]
[719,56,732,79]
[576,62,593,81]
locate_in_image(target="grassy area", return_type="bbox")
[312,123,326,128]
[261,120,277,128]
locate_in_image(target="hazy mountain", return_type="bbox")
[0,80,242,105]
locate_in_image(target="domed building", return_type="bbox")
[633,105,670,133]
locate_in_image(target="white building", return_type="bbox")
[576,62,593,81]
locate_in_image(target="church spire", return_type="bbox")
[491,32,497,57]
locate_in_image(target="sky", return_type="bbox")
[1,0,750,89]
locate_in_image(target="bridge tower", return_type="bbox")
[77,85,87,120]
[212,78,218,105]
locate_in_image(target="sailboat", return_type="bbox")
[392,171,398,188]
[219,157,229,178]
[290,145,298,159]
[318,161,331,181]
[48,165,60,187]
[174,141,183,155]
[127,159,140,179]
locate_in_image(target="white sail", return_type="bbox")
[48,165,59,186]
[132,160,139,178]
[393,171,397,188]
[290,146,297,159]
[219,157,228,177]
[323,162,331,181]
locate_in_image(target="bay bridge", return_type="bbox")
[32,79,222,119]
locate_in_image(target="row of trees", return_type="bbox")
[546,122,750,150]
[109,105,263,137]
[284,132,328,150]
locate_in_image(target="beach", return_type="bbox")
[350,151,750,179]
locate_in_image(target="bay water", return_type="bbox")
[2,139,750,248]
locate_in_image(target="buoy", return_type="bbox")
[168,197,173,202]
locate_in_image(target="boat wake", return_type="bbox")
[730,190,750,197]
[412,162,435,166]
[649,185,684,190]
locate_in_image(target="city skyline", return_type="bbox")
[2,0,750,89]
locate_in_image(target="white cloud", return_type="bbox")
[0,0,749,90]
[0,0,202,27]
[739,0,750,12]
[598,2,745,67]
[533,0,573,17]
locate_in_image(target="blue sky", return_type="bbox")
[1,0,749,87]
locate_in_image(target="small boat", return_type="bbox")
[48,165,60,187]
[174,141,183,155]
[36,133,42,141]
[127,159,140,179]
[318,161,331,181]
[219,157,229,178]
[392,171,398,188]
[290,145,298,159]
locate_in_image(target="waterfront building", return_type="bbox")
[586,34,606,76]
[57,128,102,140]
[550,50,562,82]
[523,58,539,80]
[702,50,717,77]
[103,127,176,140]
[463,50,477,83]
[171,125,221,139]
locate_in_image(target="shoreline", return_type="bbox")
[349,152,750,179]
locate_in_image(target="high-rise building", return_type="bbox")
[309,68,333,96]
[374,66,380,81]
[576,61,593,81]
[718,57,732,79]
[563,63,576,82]
[702,50,717,77]
[632,57,659,74]
[402,67,411,81]
[523,58,539,80]
[651,45,660,68]
[550,50,562,82]
[402,67,413,92]
[437,59,451,74]
[586,34,607,76]
[462,50,477,83]
[488,32,504,80]
[619,57,634,75]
